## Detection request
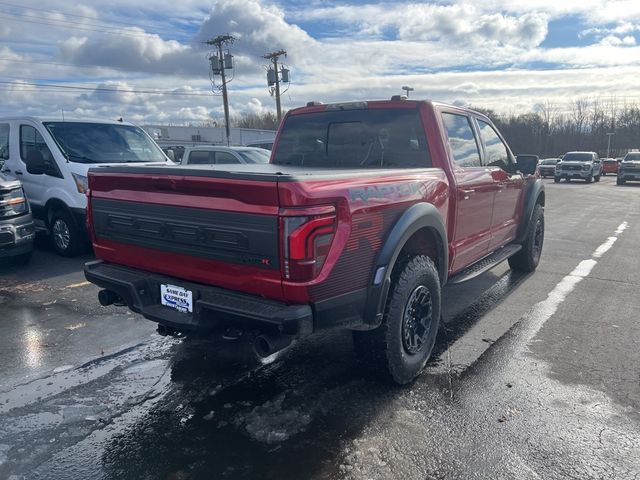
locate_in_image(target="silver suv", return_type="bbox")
[554,151,602,183]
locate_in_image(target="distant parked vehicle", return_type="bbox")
[538,158,559,178]
[0,117,172,256]
[180,145,271,165]
[246,141,274,150]
[554,151,602,183]
[601,158,618,175]
[0,173,34,264]
[617,152,640,185]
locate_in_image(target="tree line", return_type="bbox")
[473,99,640,158]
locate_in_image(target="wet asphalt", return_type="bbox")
[0,175,639,480]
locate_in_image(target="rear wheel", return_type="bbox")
[353,255,441,384]
[49,209,83,257]
[508,204,544,273]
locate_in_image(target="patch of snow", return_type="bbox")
[239,393,311,444]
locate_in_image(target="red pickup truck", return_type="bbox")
[84,99,544,384]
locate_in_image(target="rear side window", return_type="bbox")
[215,152,241,164]
[20,125,54,163]
[272,108,431,168]
[477,120,510,170]
[188,151,213,165]
[0,123,8,160]
[441,113,481,167]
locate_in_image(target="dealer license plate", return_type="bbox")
[160,284,193,313]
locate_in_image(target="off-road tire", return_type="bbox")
[49,209,83,257]
[508,204,544,273]
[595,173,601,182]
[353,255,441,384]
[585,174,593,183]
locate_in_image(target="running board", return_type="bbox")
[448,244,522,285]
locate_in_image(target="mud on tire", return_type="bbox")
[353,255,441,384]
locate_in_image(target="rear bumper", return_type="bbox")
[84,260,313,336]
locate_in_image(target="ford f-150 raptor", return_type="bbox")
[84,99,544,384]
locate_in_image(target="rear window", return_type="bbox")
[272,108,431,168]
[542,159,558,165]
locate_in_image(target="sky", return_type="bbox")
[1,0,640,124]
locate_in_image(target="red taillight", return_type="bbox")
[281,206,336,282]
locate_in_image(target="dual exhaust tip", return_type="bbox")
[99,289,292,358]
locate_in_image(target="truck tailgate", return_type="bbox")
[88,166,284,301]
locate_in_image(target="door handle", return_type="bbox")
[14,170,23,175]
[461,188,475,200]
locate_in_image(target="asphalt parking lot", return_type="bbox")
[0,175,639,480]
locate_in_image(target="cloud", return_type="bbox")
[296,4,548,48]
[599,35,637,46]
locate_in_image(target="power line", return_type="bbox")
[0,80,214,97]
[0,0,186,33]
[0,12,174,39]
[0,57,205,78]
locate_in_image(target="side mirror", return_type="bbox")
[25,150,48,175]
[516,155,538,175]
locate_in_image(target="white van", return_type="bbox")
[0,117,172,256]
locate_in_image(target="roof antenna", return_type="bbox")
[61,108,65,121]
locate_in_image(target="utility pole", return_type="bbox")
[606,132,615,159]
[263,50,288,123]
[206,34,235,146]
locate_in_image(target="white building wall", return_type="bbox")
[143,124,276,146]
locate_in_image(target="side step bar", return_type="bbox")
[448,244,522,285]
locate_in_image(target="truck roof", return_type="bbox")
[0,116,136,126]
[288,99,492,122]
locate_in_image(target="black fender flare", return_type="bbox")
[515,179,545,244]
[363,203,448,326]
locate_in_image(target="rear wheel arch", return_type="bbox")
[363,203,448,327]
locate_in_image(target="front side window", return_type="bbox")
[477,120,510,170]
[20,125,54,163]
[441,113,481,168]
[0,123,9,160]
[43,122,166,163]
[272,108,431,168]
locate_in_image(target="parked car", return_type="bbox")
[0,173,35,264]
[180,145,271,165]
[554,151,602,183]
[617,152,640,185]
[538,158,559,178]
[601,158,618,175]
[84,99,544,384]
[246,141,274,150]
[0,117,172,256]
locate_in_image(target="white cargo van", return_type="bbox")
[0,117,171,256]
